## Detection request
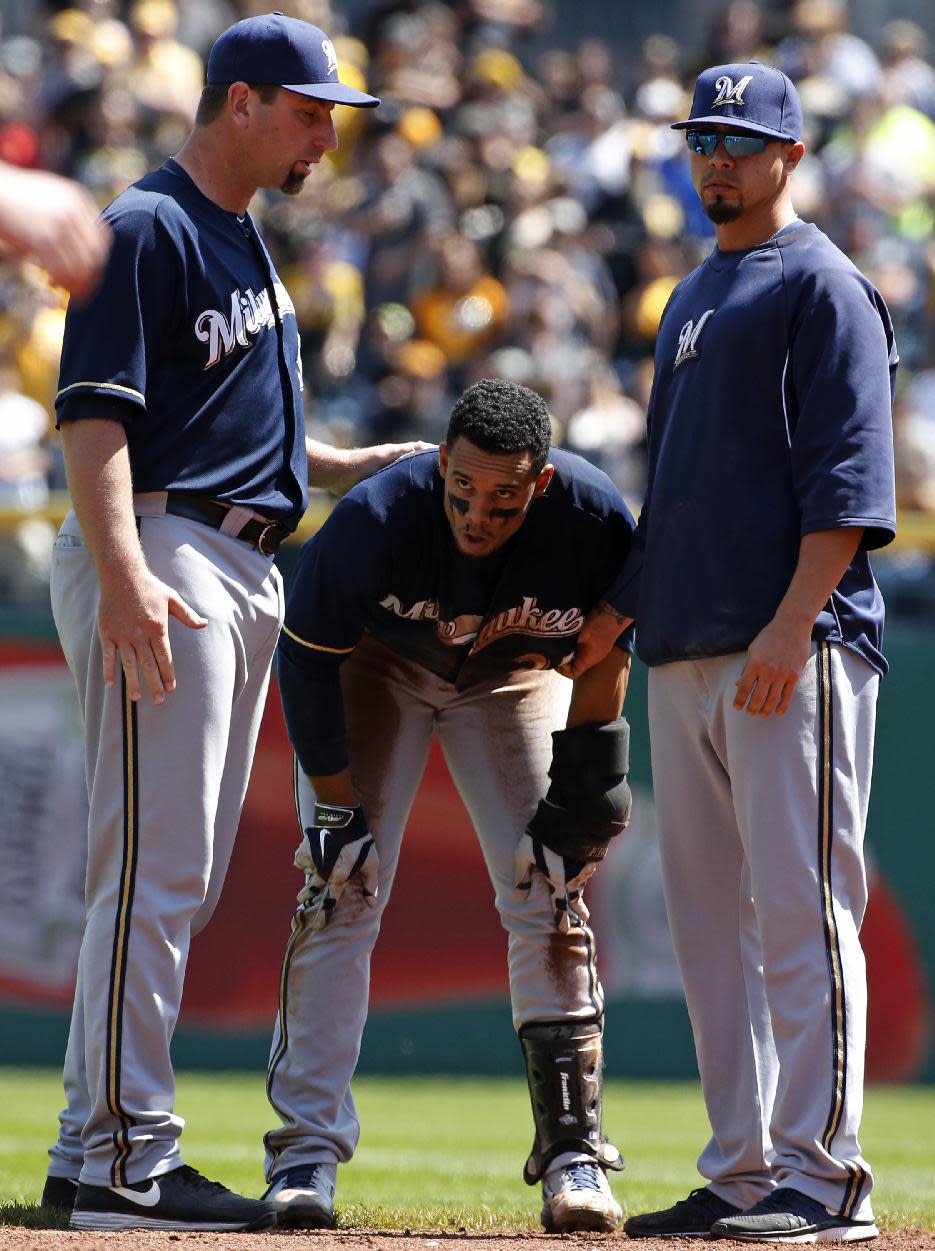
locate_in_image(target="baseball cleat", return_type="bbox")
[41,1175,79,1214]
[264,1161,337,1228]
[540,1161,622,1233]
[68,1163,276,1231]
[710,1186,879,1242]
[623,1185,742,1238]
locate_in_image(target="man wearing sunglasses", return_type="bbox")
[565,61,896,1243]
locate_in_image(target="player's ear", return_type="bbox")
[533,463,554,497]
[784,141,805,173]
[438,444,449,478]
[229,82,252,126]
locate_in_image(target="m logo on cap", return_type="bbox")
[712,74,753,108]
[322,37,338,76]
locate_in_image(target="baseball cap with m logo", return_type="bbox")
[207,10,380,108]
[671,60,802,141]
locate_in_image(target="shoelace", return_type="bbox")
[744,1187,824,1217]
[175,1165,231,1195]
[678,1187,735,1215]
[563,1163,603,1192]
[280,1164,328,1189]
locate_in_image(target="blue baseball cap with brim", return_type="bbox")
[207,11,380,108]
[671,61,802,141]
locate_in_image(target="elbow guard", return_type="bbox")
[526,717,631,862]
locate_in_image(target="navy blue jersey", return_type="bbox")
[280,447,636,775]
[55,159,307,526]
[608,221,896,674]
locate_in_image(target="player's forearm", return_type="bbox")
[306,439,358,494]
[60,418,147,584]
[308,768,357,806]
[567,647,631,727]
[278,643,351,777]
[306,439,388,496]
[306,437,429,496]
[772,527,864,630]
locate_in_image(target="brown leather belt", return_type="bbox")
[164,492,292,556]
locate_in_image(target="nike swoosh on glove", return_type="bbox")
[294,801,379,931]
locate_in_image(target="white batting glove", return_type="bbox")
[514,832,598,934]
[294,796,379,931]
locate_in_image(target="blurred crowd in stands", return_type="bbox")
[1,0,935,602]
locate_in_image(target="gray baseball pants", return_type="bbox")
[648,641,877,1222]
[264,632,605,1176]
[46,508,283,1187]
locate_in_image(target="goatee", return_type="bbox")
[281,170,308,196]
[704,198,743,224]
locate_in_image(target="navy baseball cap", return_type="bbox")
[207,11,380,108]
[672,61,802,141]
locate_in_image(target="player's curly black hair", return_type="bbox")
[445,378,552,474]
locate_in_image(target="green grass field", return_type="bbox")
[1,1070,933,1231]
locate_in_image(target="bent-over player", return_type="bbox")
[570,63,896,1244]
[263,379,636,1233]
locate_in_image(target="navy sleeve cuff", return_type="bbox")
[55,393,139,430]
[614,623,636,653]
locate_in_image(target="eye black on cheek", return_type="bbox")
[448,493,470,515]
[490,507,520,519]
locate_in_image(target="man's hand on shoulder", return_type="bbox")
[98,565,207,704]
[307,438,435,496]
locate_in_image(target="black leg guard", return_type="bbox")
[518,1018,625,1185]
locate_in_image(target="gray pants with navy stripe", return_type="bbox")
[648,641,877,1222]
[264,632,605,1177]
[46,510,283,1187]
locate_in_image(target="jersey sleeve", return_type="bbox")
[571,457,639,651]
[786,264,897,551]
[55,198,181,422]
[277,495,389,777]
[602,365,659,621]
[604,507,638,653]
[55,393,139,428]
[603,519,644,624]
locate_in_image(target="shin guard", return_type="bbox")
[519,1019,625,1184]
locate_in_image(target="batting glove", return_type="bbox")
[294,801,379,931]
[514,832,598,934]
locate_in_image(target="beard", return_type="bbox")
[704,196,743,224]
[281,165,310,196]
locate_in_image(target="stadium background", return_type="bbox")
[0,0,932,1084]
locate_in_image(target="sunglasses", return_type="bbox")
[686,130,771,157]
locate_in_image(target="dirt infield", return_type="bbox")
[1,1230,934,1250]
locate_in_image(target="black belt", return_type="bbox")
[163,492,292,556]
